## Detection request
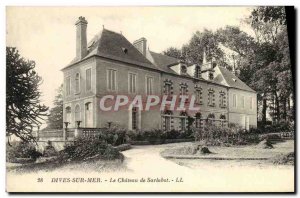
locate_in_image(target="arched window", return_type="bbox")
[220,114,226,127]
[195,112,202,128]
[181,65,187,75]
[65,106,71,124]
[220,114,226,120]
[163,110,173,131]
[75,104,81,122]
[207,113,215,125]
[75,73,80,93]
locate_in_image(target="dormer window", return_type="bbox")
[232,78,237,82]
[181,65,187,75]
[122,47,128,54]
[209,72,214,80]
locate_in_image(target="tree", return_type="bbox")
[249,6,292,123]
[44,84,63,130]
[6,47,48,143]
[163,47,181,59]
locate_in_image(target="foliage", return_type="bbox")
[6,141,42,162]
[57,136,123,162]
[163,47,181,59]
[127,129,194,143]
[6,47,48,143]
[43,141,58,157]
[194,125,260,146]
[251,6,287,25]
[44,84,63,130]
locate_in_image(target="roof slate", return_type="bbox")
[64,29,158,70]
[63,28,255,93]
[216,66,256,92]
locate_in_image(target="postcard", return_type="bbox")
[6,6,295,193]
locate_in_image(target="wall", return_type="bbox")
[161,73,228,119]
[62,57,97,128]
[228,88,257,128]
[95,57,162,130]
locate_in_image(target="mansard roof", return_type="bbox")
[63,29,159,71]
[62,27,255,93]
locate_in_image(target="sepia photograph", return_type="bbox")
[5,6,295,193]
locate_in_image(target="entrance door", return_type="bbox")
[85,102,93,127]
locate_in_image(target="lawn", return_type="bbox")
[161,140,294,167]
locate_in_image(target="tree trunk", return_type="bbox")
[275,92,280,122]
[283,98,287,121]
[262,97,267,126]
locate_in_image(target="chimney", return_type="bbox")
[75,16,88,60]
[133,37,147,56]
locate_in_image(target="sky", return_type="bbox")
[6,6,254,109]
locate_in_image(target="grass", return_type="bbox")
[161,140,294,165]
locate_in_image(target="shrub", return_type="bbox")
[43,141,58,157]
[115,144,131,151]
[6,141,42,162]
[194,125,260,146]
[57,136,123,162]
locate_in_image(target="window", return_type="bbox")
[163,110,172,131]
[128,73,137,93]
[180,83,188,95]
[180,112,188,131]
[195,88,202,104]
[75,104,81,122]
[220,114,226,127]
[233,94,237,107]
[86,68,92,91]
[66,77,71,96]
[195,66,201,79]
[164,80,172,95]
[219,91,226,108]
[85,102,93,127]
[146,76,153,94]
[250,97,253,109]
[75,73,80,93]
[195,113,202,128]
[207,113,215,125]
[132,107,138,130]
[65,106,71,124]
[208,89,215,107]
[107,69,117,91]
[181,65,187,74]
[241,96,245,108]
[209,72,214,80]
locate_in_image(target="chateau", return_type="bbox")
[61,17,257,132]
